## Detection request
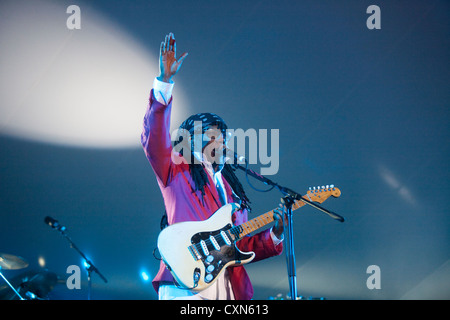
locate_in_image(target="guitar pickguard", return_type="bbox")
[190,224,254,284]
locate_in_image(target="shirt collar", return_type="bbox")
[193,151,223,179]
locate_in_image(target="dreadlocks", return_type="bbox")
[174,112,251,210]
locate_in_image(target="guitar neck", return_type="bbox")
[230,196,309,240]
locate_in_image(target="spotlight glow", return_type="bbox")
[141,271,150,281]
[378,165,417,207]
[38,256,46,268]
[0,0,190,149]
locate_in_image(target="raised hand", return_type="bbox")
[157,33,188,83]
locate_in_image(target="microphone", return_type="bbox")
[225,148,247,165]
[44,216,66,232]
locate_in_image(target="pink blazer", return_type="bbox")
[141,91,283,300]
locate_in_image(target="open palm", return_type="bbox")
[158,33,188,83]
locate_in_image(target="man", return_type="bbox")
[141,33,284,300]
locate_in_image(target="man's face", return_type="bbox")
[202,125,226,169]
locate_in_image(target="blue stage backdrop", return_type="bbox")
[0,0,449,300]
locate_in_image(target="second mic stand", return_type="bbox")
[56,227,108,300]
[232,162,344,300]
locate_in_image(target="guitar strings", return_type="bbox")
[192,212,274,256]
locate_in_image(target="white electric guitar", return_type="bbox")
[157,185,341,291]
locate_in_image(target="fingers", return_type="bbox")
[168,33,174,52]
[273,206,288,225]
[273,211,284,236]
[273,210,282,222]
[165,34,170,52]
[177,52,189,64]
[160,33,173,55]
[162,33,175,53]
[170,33,175,53]
[160,41,164,56]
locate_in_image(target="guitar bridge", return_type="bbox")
[188,244,202,261]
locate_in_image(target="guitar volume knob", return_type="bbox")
[205,274,213,283]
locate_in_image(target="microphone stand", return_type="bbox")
[53,226,108,300]
[231,162,344,300]
[281,195,297,300]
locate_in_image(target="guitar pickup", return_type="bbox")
[209,235,220,251]
[220,230,231,245]
[200,240,209,256]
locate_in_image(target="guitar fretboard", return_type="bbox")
[229,195,310,240]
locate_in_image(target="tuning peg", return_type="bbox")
[330,184,334,189]
[326,185,329,189]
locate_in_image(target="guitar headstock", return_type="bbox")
[305,185,341,203]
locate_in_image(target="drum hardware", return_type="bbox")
[0,253,29,300]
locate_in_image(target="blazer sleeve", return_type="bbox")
[233,209,283,262]
[237,229,283,262]
[141,90,174,187]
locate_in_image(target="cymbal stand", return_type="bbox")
[0,266,25,300]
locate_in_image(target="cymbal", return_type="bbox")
[0,253,29,270]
